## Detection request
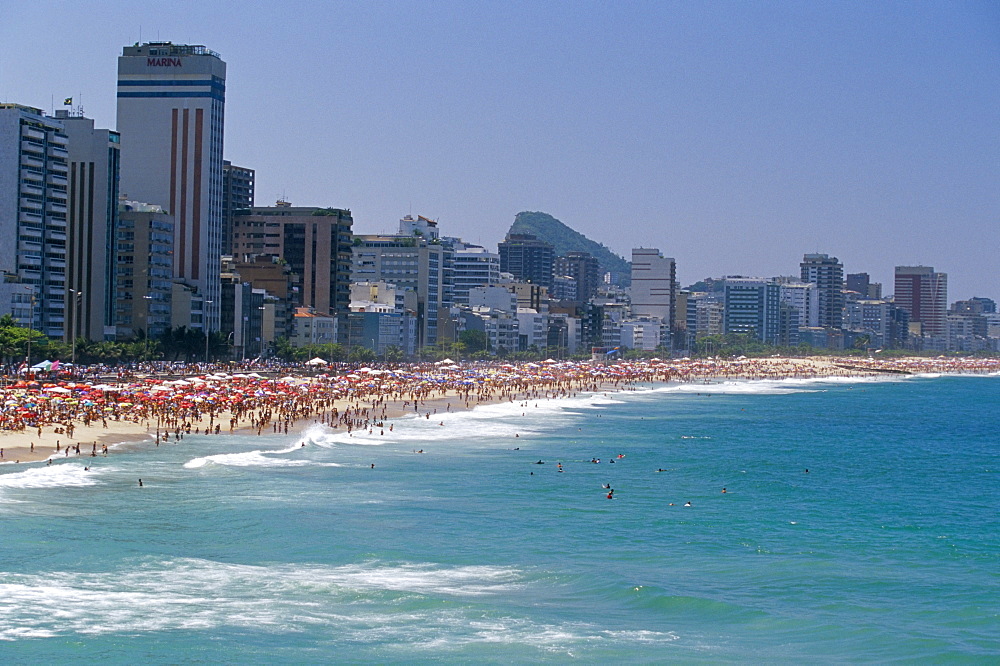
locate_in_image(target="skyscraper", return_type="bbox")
[800,253,844,329]
[498,234,554,289]
[555,251,601,302]
[222,160,254,255]
[117,42,226,331]
[232,203,354,321]
[630,248,676,330]
[0,104,69,338]
[723,277,781,344]
[451,240,499,306]
[59,111,120,342]
[352,226,453,348]
[894,266,948,336]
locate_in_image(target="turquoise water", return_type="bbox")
[1,373,998,662]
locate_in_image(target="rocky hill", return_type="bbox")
[508,211,631,285]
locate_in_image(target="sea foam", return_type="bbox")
[0,463,102,491]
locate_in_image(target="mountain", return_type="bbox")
[508,211,631,286]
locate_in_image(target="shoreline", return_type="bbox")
[1,356,997,466]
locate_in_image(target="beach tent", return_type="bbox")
[306,357,328,366]
[31,360,54,371]
[434,359,455,365]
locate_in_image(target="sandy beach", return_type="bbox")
[1,355,996,466]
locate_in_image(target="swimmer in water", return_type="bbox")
[138,479,143,487]
[684,501,692,507]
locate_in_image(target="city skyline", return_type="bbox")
[1,1,997,300]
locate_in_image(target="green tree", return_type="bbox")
[459,330,488,354]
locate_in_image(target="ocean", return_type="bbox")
[1,373,997,663]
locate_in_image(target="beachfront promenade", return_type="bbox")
[1,356,997,465]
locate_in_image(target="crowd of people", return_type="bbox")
[0,356,996,462]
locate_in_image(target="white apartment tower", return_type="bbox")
[630,248,676,330]
[117,42,226,331]
[0,104,70,338]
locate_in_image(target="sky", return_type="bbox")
[2,0,998,300]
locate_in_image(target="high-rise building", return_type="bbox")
[115,200,174,338]
[451,241,499,305]
[498,234,554,289]
[58,111,120,341]
[352,230,453,348]
[894,266,948,336]
[630,248,676,331]
[951,297,996,315]
[847,273,882,300]
[0,104,70,338]
[554,251,601,302]
[800,253,844,329]
[779,282,819,329]
[723,277,781,344]
[222,160,254,255]
[117,42,226,331]
[232,204,354,323]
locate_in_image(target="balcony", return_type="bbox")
[20,140,44,155]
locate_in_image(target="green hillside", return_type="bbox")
[509,211,631,286]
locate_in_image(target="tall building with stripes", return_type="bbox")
[116,42,226,331]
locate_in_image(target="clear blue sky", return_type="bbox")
[2,0,997,300]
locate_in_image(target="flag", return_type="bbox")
[63,97,73,106]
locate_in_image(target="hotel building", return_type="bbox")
[117,42,226,331]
